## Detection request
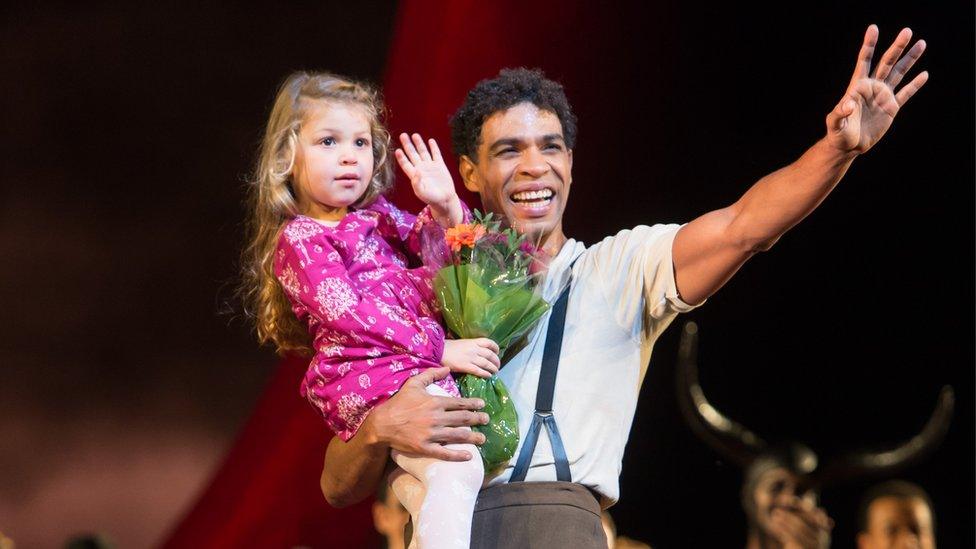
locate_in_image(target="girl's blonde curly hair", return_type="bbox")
[240,71,393,355]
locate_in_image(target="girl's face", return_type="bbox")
[293,100,374,220]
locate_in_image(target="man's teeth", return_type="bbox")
[511,189,554,202]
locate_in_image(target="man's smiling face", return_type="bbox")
[460,102,573,255]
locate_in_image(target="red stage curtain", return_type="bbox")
[160,354,375,548]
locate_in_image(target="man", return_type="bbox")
[857,481,936,549]
[320,25,928,547]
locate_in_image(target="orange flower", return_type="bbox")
[445,223,487,252]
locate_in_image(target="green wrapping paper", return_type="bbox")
[433,262,550,471]
[457,374,519,473]
[425,212,551,472]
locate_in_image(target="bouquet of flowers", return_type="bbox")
[423,211,551,472]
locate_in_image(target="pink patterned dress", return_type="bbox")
[274,196,463,441]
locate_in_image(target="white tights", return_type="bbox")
[388,384,484,549]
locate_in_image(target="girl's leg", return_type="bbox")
[390,384,484,549]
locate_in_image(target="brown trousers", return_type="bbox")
[470,481,607,548]
[403,481,606,548]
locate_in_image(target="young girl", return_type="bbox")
[241,71,500,548]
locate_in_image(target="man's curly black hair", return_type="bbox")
[449,67,577,162]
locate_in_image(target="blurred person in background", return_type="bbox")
[601,510,653,549]
[857,480,936,549]
[373,479,411,549]
[742,447,833,549]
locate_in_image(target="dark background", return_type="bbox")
[1,1,971,547]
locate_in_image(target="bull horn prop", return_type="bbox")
[816,385,954,485]
[676,321,767,467]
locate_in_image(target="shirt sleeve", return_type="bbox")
[586,224,702,337]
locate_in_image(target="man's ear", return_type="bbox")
[459,155,481,193]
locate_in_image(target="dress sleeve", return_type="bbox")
[274,224,444,361]
[368,195,472,258]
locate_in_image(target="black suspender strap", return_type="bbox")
[510,279,573,483]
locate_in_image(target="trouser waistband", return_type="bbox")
[474,481,601,516]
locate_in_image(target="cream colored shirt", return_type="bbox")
[484,224,700,507]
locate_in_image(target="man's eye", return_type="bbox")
[321,137,336,146]
[498,148,517,156]
[355,138,369,147]
[544,143,562,151]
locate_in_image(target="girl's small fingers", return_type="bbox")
[411,133,432,161]
[394,150,417,177]
[479,349,501,369]
[472,360,493,377]
[399,133,421,162]
[453,362,488,378]
[429,139,442,161]
[479,357,499,373]
[477,338,500,353]
[394,148,410,166]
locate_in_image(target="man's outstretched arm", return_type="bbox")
[320,367,488,507]
[672,24,928,305]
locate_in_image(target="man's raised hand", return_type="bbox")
[826,24,928,154]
